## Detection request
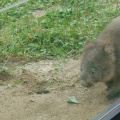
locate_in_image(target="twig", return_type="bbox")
[0,0,29,13]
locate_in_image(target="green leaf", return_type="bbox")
[67,96,79,104]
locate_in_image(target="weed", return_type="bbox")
[0,80,4,85]
[54,60,66,71]
[0,61,8,72]
[6,79,26,88]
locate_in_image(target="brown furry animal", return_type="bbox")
[80,16,120,99]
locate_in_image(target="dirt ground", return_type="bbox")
[0,58,117,120]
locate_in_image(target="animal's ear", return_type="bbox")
[104,44,114,53]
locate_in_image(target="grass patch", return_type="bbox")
[6,79,27,88]
[0,0,120,60]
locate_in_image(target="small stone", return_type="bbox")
[35,89,49,94]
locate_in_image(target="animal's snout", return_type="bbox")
[80,80,93,88]
[80,74,87,81]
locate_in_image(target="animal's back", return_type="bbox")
[97,16,120,44]
[97,16,120,75]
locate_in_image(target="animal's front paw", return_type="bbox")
[106,89,120,99]
[105,81,113,91]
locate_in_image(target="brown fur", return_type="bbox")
[80,16,120,99]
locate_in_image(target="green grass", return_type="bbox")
[0,0,120,60]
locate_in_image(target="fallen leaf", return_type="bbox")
[67,96,79,104]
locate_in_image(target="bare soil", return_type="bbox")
[0,58,117,120]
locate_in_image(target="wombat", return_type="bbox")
[80,16,120,99]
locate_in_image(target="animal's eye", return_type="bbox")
[91,70,96,74]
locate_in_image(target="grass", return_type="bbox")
[0,0,120,60]
[6,79,27,88]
